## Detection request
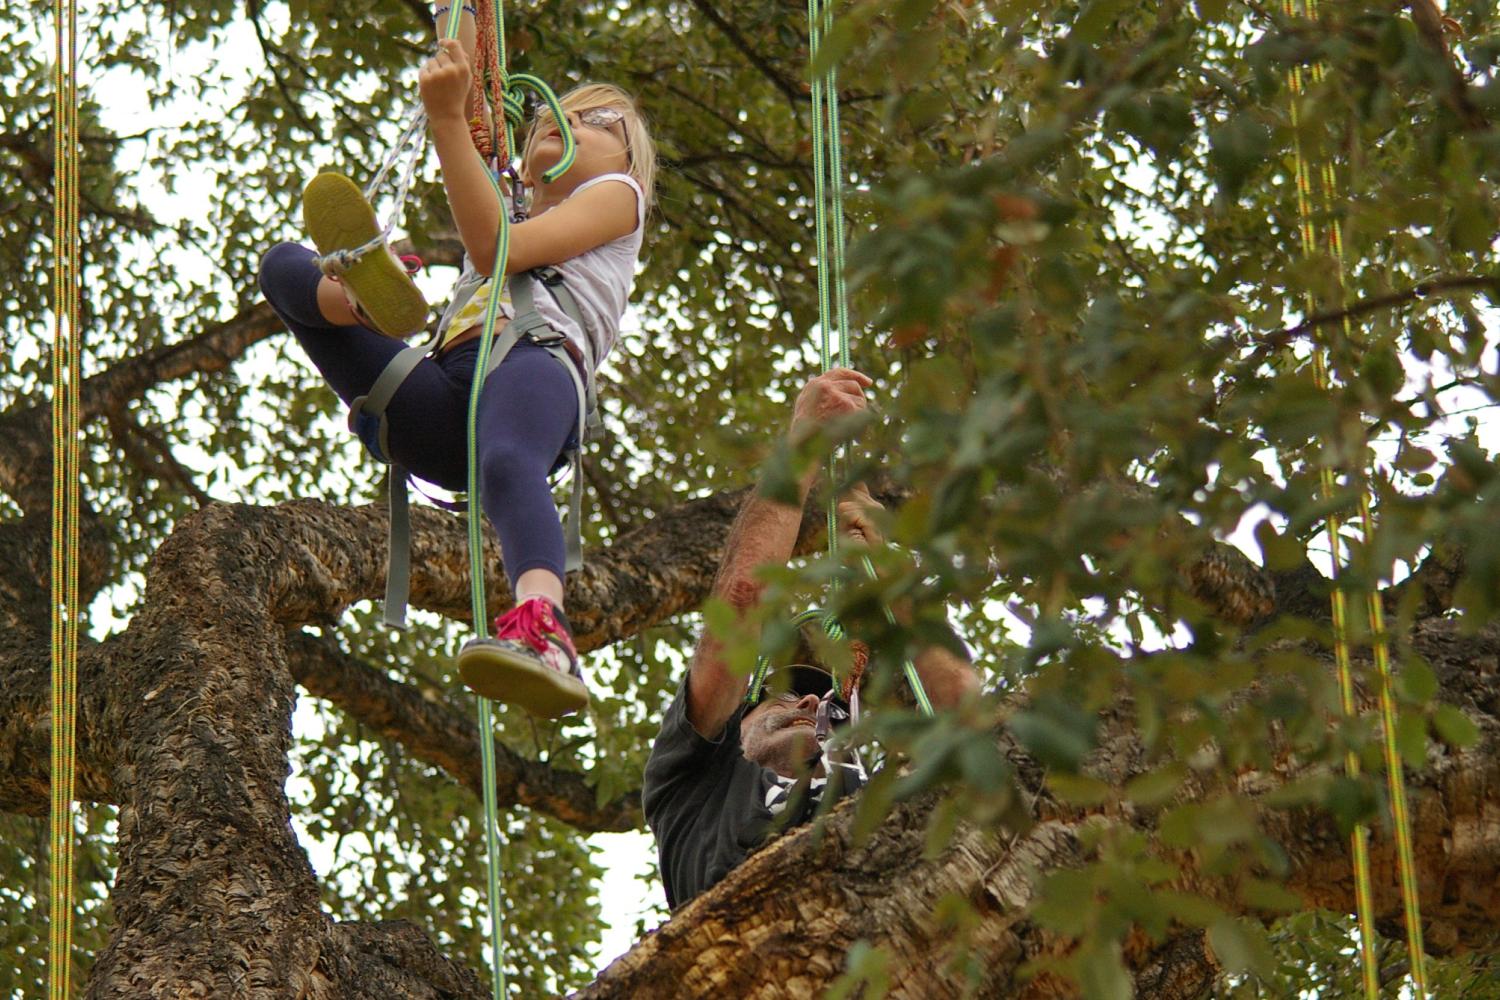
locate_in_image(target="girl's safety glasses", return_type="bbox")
[537,106,630,159]
[574,106,625,129]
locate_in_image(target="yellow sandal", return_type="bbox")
[301,172,429,338]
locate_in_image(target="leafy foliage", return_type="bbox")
[5,0,1500,995]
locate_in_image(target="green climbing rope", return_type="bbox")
[805,0,932,716]
[50,0,80,992]
[810,0,846,563]
[1280,1,1427,995]
[446,2,575,996]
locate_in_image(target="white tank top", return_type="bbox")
[436,173,646,370]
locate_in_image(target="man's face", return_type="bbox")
[740,691,824,778]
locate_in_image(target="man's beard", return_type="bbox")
[749,714,821,778]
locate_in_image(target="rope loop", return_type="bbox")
[501,73,576,182]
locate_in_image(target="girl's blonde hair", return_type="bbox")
[521,83,657,211]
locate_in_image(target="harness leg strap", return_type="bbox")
[346,343,429,629]
[348,343,431,460]
[385,464,412,628]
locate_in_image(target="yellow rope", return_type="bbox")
[49,0,81,991]
[1281,2,1428,995]
[1283,59,1380,991]
[1311,85,1431,1000]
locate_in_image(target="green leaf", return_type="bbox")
[1396,709,1428,771]
[1431,704,1480,749]
[1033,869,1097,936]
[1123,765,1186,807]
[1324,776,1380,835]
[1358,345,1403,399]
[1239,877,1304,914]
[1396,658,1439,705]
[825,941,891,1000]
[1007,701,1096,772]
[1253,519,1307,571]
[1073,940,1132,1000]
[1158,890,1225,928]
[1049,773,1113,806]
[1262,774,1330,809]
[1208,114,1271,199]
[1395,446,1438,471]
[1209,917,1274,977]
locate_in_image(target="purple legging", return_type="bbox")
[258,242,579,587]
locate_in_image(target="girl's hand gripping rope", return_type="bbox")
[419,38,474,124]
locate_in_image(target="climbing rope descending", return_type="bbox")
[49,0,81,992]
[805,0,932,716]
[1308,122,1428,992]
[807,0,845,561]
[442,3,575,996]
[1280,1,1426,995]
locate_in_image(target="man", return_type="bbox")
[642,368,981,908]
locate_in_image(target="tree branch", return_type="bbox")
[285,630,640,832]
[683,0,803,107]
[1243,274,1499,372]
[0,301,285,511]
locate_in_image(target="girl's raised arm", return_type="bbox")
[494,180,637,275]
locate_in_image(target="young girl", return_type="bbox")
[258,15,656,719]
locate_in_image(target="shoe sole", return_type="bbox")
[301,172,428,338]
[457,643,590,718]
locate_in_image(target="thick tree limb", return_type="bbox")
[0,481,836,821]
[322,920,488,998]
[0,632,118,815]
[579,619,1500,998]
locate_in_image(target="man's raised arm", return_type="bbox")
[686,368,874,739]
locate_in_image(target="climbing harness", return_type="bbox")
[49,0,80,992]
[349,260,597,630]
[1280,2,1426,995]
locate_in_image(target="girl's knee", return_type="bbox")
[479,439,543,489]
[257,242,315,296]
[480,440,522,479]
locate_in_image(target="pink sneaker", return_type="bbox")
[457,598,589,718]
